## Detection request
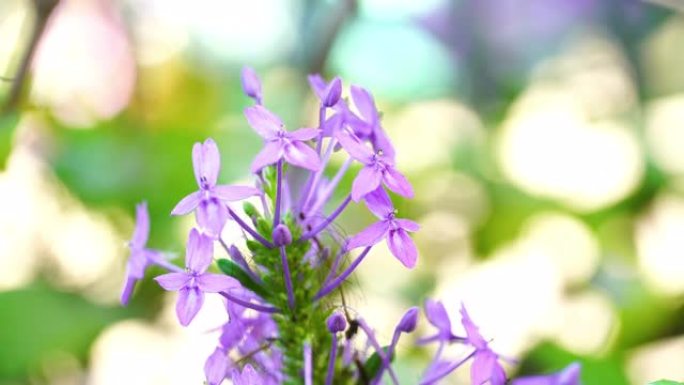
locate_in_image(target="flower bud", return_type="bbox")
[323,77,342,107]
[241,66,262,102]
[272,224,292,247]
[326,312,347,333]
[396,307,419,333]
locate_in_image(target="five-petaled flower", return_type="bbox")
[346,187,419,268]
[244,105,322,172]
[171,138,260,238]
[336,129,412,202]
[155,229,240,326]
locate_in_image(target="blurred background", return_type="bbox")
[1,0,684,384]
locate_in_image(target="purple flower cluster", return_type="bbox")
[119,67,582,385]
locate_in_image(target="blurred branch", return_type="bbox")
[644,0,684,12]
[1,0,60,115]
[306,0,357,75]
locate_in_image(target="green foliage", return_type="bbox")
[361,345,393,383]
[0,112,18,169]
[648,381,684,385]
[0,283,129,379]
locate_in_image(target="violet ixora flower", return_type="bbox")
[171,138,260,237]
[121,202,179,305]
[244,105,322,172]
[336,128,412,202]
[512,362,582,385]
[155,229,240,326]
[346,187,419,268]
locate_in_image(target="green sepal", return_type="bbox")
[216,258,270,299]
[243,201,259,219]
[256,217,272,238]
[361,345,393,382]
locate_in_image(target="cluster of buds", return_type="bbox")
[120,68,581,385]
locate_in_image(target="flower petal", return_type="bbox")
[351,166,383,202]
[198,273,239,293]
[350,85,379,123]
[283,141,321,171]
[396,218,420,232]
[120,275,137,305]
[251,141,283,173]
[155,272,190,291]
[363,187,394,218]
[471,351,497,385]
[336,129,373,163]
[177,286,204,326]
[186,228,215,273]
[387,228,418,268]
[192,142,203,187]
[307,74,327,100]
[288,127,319,141]
[383,166,414,198]
[371,127,396,162]
[424,299,452,337]
[131,202,149,247]
[171,191,202,215]
[213,185,260,202]
[204,347,230,385]
[346,220,390,250]
[200,139,221,188]
[244,105,282,139]
[460,304,488,349]
[196,198,228,240]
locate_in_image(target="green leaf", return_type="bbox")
[0,112,19,169]
[216,258,269,299]
[648,381,684,385]
[362,345,393,381]
[0,283,128,379]
[243,201,259,219]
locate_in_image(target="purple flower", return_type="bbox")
[244,105,322,172]
[231,364,264,385]
[121,202,169,305]
[204,347,231,385]
[241,66,262,104]
[346,187,419,268]
[336,129,412,202]
[171,139,260,237]
[423,299,458,343]
[460,304,507,385]
[512,362,581,385]
[155,229,240,326]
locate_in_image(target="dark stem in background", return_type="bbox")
[303,0,358,75]
[2,0,60,115]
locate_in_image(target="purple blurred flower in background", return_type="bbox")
[241,66,263,105]
[461,304,507,385]
[171,139,260,237]
[121,202,177,305]
[155,229,240,326]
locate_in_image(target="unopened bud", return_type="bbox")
[327,312,347,333]
[396,307,419,333]
[241,66,262,103]
[323,77,342,107]
[272,224,292,247]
